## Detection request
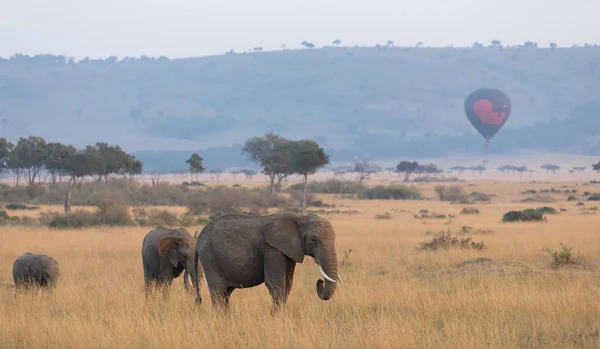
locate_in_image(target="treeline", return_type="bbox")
[0,136,141,211]
[0,136,141,185]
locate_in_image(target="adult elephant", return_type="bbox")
[142,226,197,296]
[13,253,60,291]
[192,212,341,313]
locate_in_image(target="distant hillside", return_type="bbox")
[1,46,600,170]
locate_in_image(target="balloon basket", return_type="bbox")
[485,140,491,147]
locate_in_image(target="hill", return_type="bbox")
[1,46,600,170]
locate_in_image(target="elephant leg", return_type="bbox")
[285,259,296,300]
[203,269,230,312]
[264,250,288,314]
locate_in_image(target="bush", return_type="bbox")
[460,208,480,215]
[48,210,99,228]
[95,200,134,226]
[502,209,546,222]
[543,244,581,269]
[568,195,578,201]
[4,203,40,210]
[587,194,600,201]
[374,212,392,220]
[132,207,179,227]
[357,185,421,200]
[536,206,558,214]
[419,230,486,251]
[289,179,366,195]
[0,210,8,219]
[435,185,467,202]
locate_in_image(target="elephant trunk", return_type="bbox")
[315,252,338,301]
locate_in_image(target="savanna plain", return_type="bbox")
[2,178,600,349]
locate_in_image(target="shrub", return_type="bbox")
[536,206,558,214]
[419,230,486,251]
[502,209,546,222]
[48,210,99,228]
[567,195,578,201]
[543,244,580,269]
[0,210,8,219]
[4,203,40,210]
[588,194,600,201]
[460,208,480,215]
[95,200,134,226]
[435,185,467,202]
[357,185,420,200]
[374,212,392,220]
[132,207,179,227]
[521,189,537,194]
[290,179,367,195]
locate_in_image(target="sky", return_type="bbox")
[0,0,598,59]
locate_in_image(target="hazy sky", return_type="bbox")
[0,0,598,59]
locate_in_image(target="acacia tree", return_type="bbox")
[396,161,419,181]
[44,142,77,184]
[593,162,600,172]
[353,159,380,182]
[239,169,257,181]
[291,140,329,213]
[186,153,205,181]
[13,136,47,185]
[208,168,223,183]
[243,133,294,194]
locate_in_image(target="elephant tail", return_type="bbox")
[194,249,202,305]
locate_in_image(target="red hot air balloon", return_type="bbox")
[464,88,511,146]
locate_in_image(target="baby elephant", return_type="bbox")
[142,226,197,297]
[13,253,60,291]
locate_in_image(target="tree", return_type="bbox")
[62,151,98,212]
[208,168,223,183]
[386,40,394,47]
[0,138,14,176]
[44,142,77,184]
[122,157,143,178]
[242,133,294,194]
[85,142,133,181]
[186,153,205,181]
[541,164,560,174]
[12,136,48,185]
[550,42,557,49]
[291,140,329,213]
[491,40,502,47]
[592,162,600,172]
[396,161,420,181]
[239,169,257,181]
[572,166,586,173]
[469,165,486,176]
[450,166,466,174]
[353,159,380,182]
[516,166,528,178]
[332,39,341,45]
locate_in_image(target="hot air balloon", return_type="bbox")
[464,88,511,146]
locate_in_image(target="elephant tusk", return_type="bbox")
[203,277,208,287]
[186,274,193,286]
[318,265,337,283]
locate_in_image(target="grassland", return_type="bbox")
[1,179,600,348]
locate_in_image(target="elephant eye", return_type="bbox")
[310,236,318,243]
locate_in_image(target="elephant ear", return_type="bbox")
[262,213,305,263]
[157,235,184,267]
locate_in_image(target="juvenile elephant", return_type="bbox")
[193,212,340,313]
[142,226,197,296]
[13,253,60,291]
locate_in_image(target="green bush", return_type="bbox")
[587,194,600,201]
[288,179,366,195]
[502,209,546,222]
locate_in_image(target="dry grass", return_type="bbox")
[1,180,600,348]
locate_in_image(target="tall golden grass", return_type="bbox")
[1,180,600,348]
